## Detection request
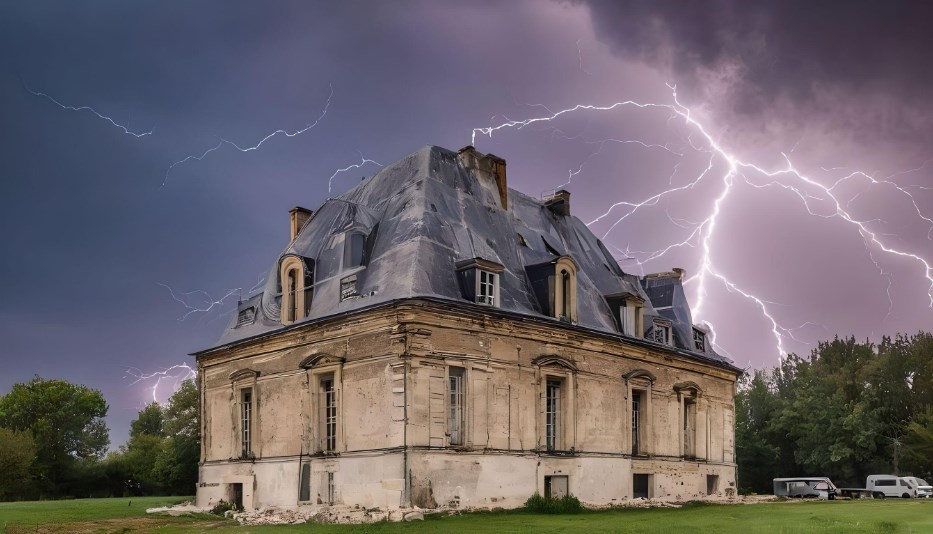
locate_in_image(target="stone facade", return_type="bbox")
[195,299,737,510]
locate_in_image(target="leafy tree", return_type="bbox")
[154,380,200,494]
[130,403,164,439]
[0,376,109,494]
[0,428,37,500]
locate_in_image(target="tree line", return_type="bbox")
[0,377,198,500]
[736,332,933,493]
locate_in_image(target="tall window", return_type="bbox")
[477,270,498,306]
[545,379,562,451]
[286,269,298,323]
[321,376,337,452]
[683,399,696,458]
[632,391,642,455]
[448,367,465,445]
[560,270,571,320]
[241,388,252,457]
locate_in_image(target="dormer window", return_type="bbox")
[605,293,644,338]
[554,257,577,323]
[455,258,504,307]
[653,319,672,346]
[693,328,706,352]
[280,255,314,325]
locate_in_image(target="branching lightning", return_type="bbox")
[328,151,383,193]
[23,82,154,138]
[157,282,241,321]
[125,363,196,404]
[473,85,933,360]
[161,84,333,187]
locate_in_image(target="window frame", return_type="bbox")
[448,366,466,446]
[653,319,672,346]
[693,328,706,352]
[553,257,577,323]
[280,255,313,325]
[240,387,253,457]
[475,269,499,306]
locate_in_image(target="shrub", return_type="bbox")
[524,492,583,514]
[209,500,240,515]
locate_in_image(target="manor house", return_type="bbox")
[194,145,741,511]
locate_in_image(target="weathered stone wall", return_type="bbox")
[195,300,738,510]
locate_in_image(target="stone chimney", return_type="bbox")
[289,206,313,241]
[672,267,686,281]
[458,146,508,209]
[544,190,571,217]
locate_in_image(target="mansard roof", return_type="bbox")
[211,145,733,368]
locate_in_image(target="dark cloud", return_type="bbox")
[576,0,933,120]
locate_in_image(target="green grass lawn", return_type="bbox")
[1,497,931,533]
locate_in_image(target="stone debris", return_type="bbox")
[145,501,206,516]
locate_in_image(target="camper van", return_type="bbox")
[773,477,837,500]
[866,475,928,498]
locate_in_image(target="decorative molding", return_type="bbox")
[229,368,260,382]
[623,369,657,383]
[673,381,702,395]
[531,355,578,372]
[299,353,346,369]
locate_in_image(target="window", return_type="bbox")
[545,379,562,451]
[320,376,337,452]
[448,367,465,445]
[876,479,896,487]
[622,301,644,338]
[236,306,256,327]
[344,232,366,268]
[553,257,577,323]
[693,328,706,352]
[241,388,252,457]
[477,270,498,306]
[340,274,358,301]
[633,474,651,499]
[632,390,643,455]
[280,256,313,325]
[707,475,719,495]
[683,399,696,458]
[544,475,568,499]
[324,472,336,505]
[299,463,311,502]
[653,321,672,346]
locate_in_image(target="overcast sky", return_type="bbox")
[1,0,931,446]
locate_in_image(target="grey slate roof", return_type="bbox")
[214,145,733,368]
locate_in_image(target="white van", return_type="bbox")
[901,477,932,498]
[866,475,924,498]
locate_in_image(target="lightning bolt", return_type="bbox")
[161,84,333,187]
[23,81,154,138]
[125,363,196,404]
[328,151,383,193]
[157,282,240,321]
[473,84,933,360]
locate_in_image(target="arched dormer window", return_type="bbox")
[280,255,314,325]
[554,256,577,323]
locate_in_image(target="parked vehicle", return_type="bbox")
[866,474,926,498]
[773,477,837,500]
[900,477,932,498]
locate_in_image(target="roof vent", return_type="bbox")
[544,190,571,216]
[458,146,508,210]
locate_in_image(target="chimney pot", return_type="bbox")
[545,190,571,216]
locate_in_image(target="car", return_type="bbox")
[773,477,837,500]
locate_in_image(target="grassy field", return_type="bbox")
[1,497,931,533]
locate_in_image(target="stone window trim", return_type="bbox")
[300,354,345,454]
[447,366,467,446]
[606,292,645,338]
[554,256,578,324]
[674,381,704,460]
[229,368,260,460]
[623,369,655,456]
[532,355,577,453]
[279,255,314,325]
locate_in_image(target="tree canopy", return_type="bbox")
[736,332,933,493]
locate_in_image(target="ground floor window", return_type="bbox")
[545,379,562,451]
[633,473,651,499]
[707,474,719,495]
[544,475,568,499]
